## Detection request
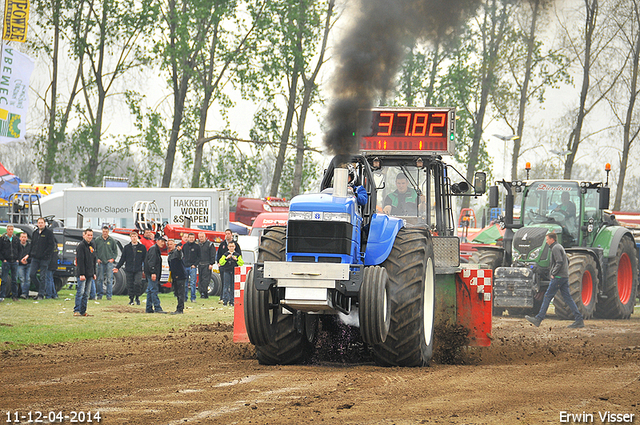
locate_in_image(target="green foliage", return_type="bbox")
[200,140,265,199]
[278,150,322,198]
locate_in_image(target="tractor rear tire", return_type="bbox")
[554,253,598,320]
[371,225,435,367]
[595,236,638,319]
[112,270,127,295]
[359,266,390,345]
[208,273,222,297]
[470,249,504,316]
[245,226,316,365]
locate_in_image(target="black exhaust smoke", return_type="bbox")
[324,0,480,157]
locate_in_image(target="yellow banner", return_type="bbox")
[2,0,29,42]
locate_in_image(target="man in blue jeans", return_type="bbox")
[526,232,584,328]
[181,232,200,303]
[0,224,22,301]
[144,235,167,314]
[28,218,56,300]
[94,225,118,300]
[17,232,31,298]
[74,228,96,317]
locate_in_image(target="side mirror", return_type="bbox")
[599,187,610,210]
[474,171,487,195]
[489,186,499,209]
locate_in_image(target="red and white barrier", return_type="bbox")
[456,268,493,347]
[233,265,252,343]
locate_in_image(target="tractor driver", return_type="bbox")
[553,191,577,235]
[554,191,576,221]
[383,173,426,216]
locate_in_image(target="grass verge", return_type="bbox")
[0,290,234,350]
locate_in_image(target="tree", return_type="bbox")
[609,0,640,210]
[73,0,158,186]
[30,0,85,183]
[291,0,334,197]
[231,0,334,197]
[558,0,627,179]
[190,1,265,188]
[462,0,513,209]
[491,0,570,180]
[157,0,238,188]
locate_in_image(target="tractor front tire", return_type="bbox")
[359,266,390,345]
[554,253,598,320]
[595,236,638,319]
[245,226,316,365]
[372,225,435,367]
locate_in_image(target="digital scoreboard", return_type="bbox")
[358,107,456,155]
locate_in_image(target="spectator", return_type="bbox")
[0,224,22,301]
[114,231,147,306]
[218,240,244,306]
[216,229,241,305]
[144,235,167,313]
[182,232,200,303]
[167,239,187,314]
[139,229,155,250]
[28,217,56,300]
[17,232,31,299]
[197,232,215,299]
[74,228,96,317]
[44,247,59,299]
[179,233,188,247]
[526,232,584,329]
[95,224,118,300]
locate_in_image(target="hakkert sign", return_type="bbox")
[0,43,33,143]
[2,0,29,42]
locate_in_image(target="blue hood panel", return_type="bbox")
[289,193,357,216]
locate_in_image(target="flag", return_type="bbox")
[0,44,33,143]
[2,0,30,42]
[0,161,21,200]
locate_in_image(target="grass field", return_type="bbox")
[0,290,234,350]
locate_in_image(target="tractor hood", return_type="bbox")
[512,224,561,263]
[288,193,358,223]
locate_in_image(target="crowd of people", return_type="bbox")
[0,222,244,317]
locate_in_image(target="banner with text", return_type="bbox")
[0,44,33,143]
[170,196,212,227]
[2,0,29,42]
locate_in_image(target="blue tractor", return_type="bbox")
[244,107,487,366]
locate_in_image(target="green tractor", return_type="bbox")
[472,176,638,320]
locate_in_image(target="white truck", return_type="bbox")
[39,187,229,231]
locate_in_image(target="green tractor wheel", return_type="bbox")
[554,253,598,320]
[595,236,638,319]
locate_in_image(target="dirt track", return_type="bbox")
[2,315,639,424]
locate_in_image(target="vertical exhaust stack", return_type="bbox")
[333,168,348,197]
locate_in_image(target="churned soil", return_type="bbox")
[1,316,639,424]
